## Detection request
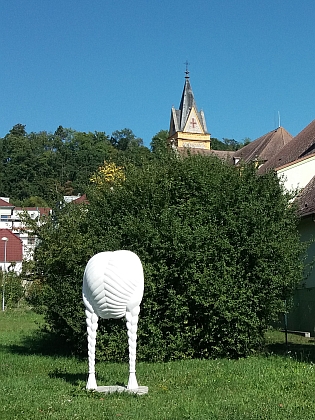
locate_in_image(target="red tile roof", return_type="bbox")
[235,127,293,164]
[275,152,315,172]
[259,119,315,173]
[72,194,89,204]
[296,176,315,217]
[0,229,23,262]
[177,147,235,163]
[0,199,14,208]
[177,127,293,167]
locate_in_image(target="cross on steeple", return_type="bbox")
[184,60,190,78]
[190,118,197,128]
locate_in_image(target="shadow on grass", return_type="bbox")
[265,336,315,363]
[5,328,77,358]
[48,368,126,388]
[48,368,86,386]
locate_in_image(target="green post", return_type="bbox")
[284,300,288,346]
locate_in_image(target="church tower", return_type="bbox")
[168,68,211,150]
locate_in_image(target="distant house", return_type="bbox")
[222,121,315,334]
[281,178,315,334]
[67,194,89,205]
[13,206,51,261]
[0,195,89,274]
[210,121,315,334]
[0,198,15,223]
[0,198,51,271]
[63,195,82,203]
[0,229,23,273]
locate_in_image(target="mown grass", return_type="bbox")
[2,309,315,419]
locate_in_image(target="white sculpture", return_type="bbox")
[82,250,144,391]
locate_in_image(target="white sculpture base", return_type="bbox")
[96,385,148,395]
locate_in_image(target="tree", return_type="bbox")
[30,154,305,361]
[110,128,143,151]
[1,125,39,201]
[21,196,49,207]
[0,124,154,205]
[9,123,26,137]
[0,126,122,204]
[211,137,251,151]
[90,161,125,190]
[54,125,68,141]
[222,138,239,151]
[0,128,65,204]
[109,128,151,166]
[238,137,251,148]
[150,129,169,156]
[25,201,93,352]
[211,137,228,150]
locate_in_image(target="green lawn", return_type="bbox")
[1,309,315,419]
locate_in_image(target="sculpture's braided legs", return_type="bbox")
[85,309,99,390]
[126,305,140,389]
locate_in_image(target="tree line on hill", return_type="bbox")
[0,123,249,206]
[0,123,155,206]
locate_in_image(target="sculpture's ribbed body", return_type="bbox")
[82,250,144,390]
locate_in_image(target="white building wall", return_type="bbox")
[0,261,22,274]
[277,155,315,192]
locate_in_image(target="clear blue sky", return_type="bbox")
[1,0,314,147]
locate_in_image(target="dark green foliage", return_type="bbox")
[211,137,251,151]
[28,203,93,352]
[30,152,304,361]
[9,123,27,137]
[110,128,143,151]
[1,271,24,308]
[0,125,149,205]
[150,129,169,156]
[20,196,49,207]
[25,279,46,311]
[110,128,152,167]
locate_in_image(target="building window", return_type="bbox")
[27,236,36,245]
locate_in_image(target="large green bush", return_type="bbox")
[32,153,304,360]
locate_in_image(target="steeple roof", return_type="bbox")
[169,73,208,136]
[178,77,197,131]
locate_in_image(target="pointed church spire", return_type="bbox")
[179,73,197,131]
[167,67,211,150]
